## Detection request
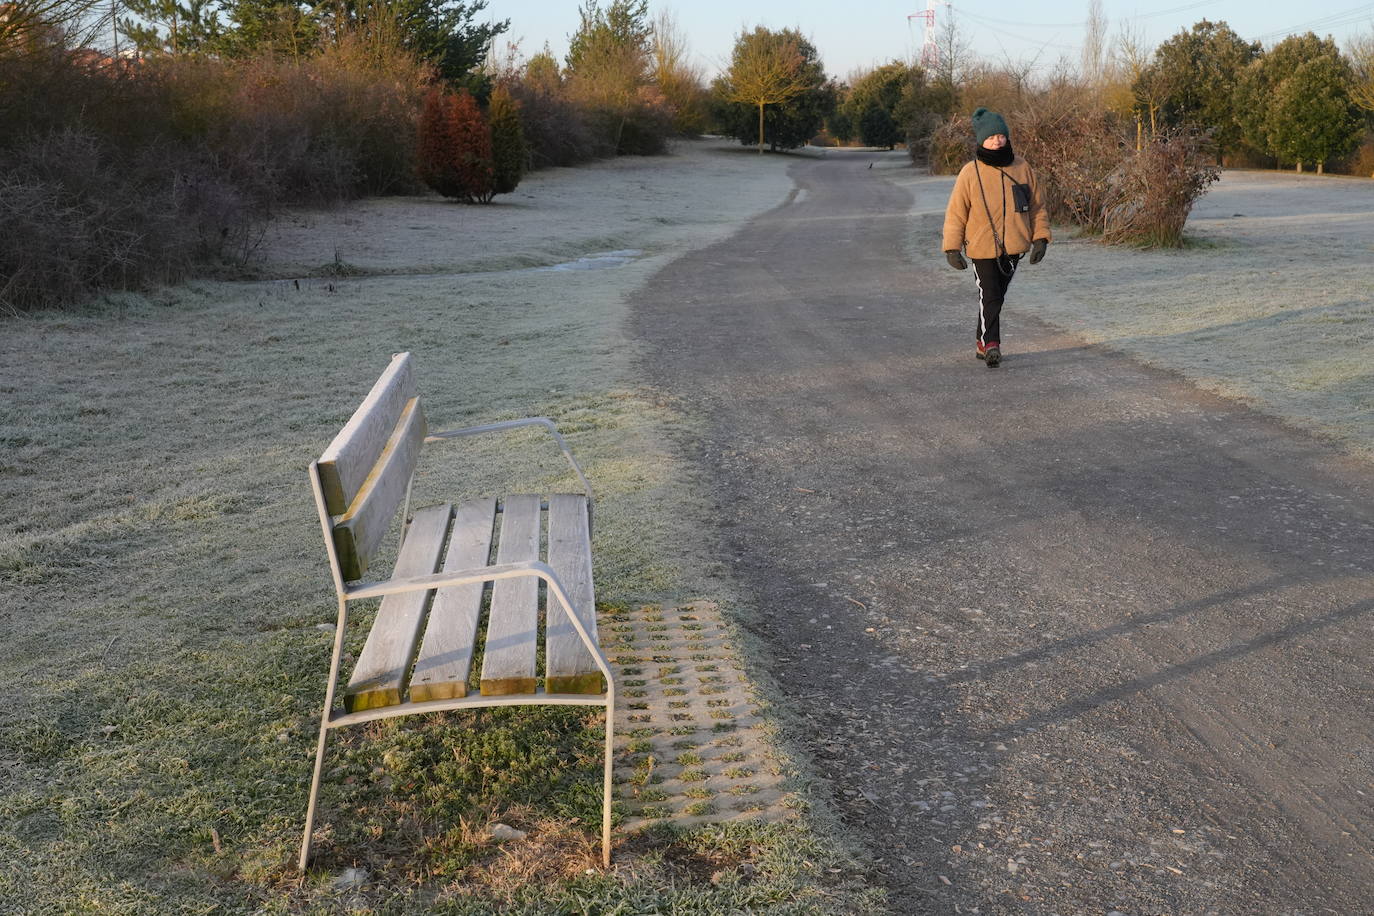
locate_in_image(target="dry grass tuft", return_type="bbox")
[475,816,604,891]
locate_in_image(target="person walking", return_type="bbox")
[942,108,1051,368]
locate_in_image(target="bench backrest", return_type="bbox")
[316,352,428,580]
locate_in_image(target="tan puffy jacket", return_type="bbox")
[942,155,1051,259]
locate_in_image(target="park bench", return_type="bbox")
[298,351,616,870]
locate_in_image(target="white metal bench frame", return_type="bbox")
[299,355,616,871]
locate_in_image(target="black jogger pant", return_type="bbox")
[971,254,1021,347]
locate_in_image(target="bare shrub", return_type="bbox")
[506,81,599,168]
[0,129,208,311]
[1334,134,1374,177]
[1102,129,1220,247]
[615,86,675,156]
[0,21,433,310]
[927,115,973,174]
[1013,101,1130,232]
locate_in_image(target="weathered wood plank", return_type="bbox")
[331,397,427,580]
[545,494,602,695]
[410,498,497,702]
[343,503,451,712]
[318,352,417,515]
[479,495,541,696]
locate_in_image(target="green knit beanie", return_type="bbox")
[971,107,1009,144]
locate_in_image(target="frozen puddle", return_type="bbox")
[542,249,643,271]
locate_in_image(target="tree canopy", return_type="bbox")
[1139,19,1259,158]
[1234,31,1361,170]
[715,26,830,152]
[119,0,507,85]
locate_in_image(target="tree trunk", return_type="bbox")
[1296,161,1303,173]
[757,102,765,154]
[1317,161,1324,175]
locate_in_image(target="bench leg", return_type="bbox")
[300,596,349,871]
[602,690,615,868]
[299,716,333,870]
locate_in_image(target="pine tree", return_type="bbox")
[450,88,494,202]
[418,88,464,199]
[488,86,526,196]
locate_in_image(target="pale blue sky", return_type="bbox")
[491,0,1374,81]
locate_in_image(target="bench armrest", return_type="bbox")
[425,417,593,504]
[343,559,613,683]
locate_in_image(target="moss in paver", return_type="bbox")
[611,602,798,844]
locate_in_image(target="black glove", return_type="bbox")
[945,250,967,271]
[1029,238,1048,264]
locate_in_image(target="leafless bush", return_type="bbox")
[1102,129,1220,247]
[506,83,600,168]
[1,27,432,311]
[1336,135,1374,177]
[1012,101,1130,232]
[0,129,207,312]
[927,116,973,175]
[903,109,943,166]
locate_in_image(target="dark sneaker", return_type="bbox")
[984,345,1001,367]
[975,342,989,360]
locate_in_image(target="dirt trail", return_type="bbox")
[629,150,1374,914]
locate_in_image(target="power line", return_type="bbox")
[951,10,1080,53]
[1251,3,1374,41]
[953,0,1218,31]
[1124,0,1220,22]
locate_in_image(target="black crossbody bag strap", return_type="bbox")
[973,160,1010,267]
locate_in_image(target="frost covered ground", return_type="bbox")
[0,141,890,913]
[898,165,1374,459]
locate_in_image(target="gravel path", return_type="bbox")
[628,150,1374,914]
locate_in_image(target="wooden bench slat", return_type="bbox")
[330,397,427,580]
[545,494,602,695]
[479,495,541,696]
[318,353,417,515]
[343,503,452,712]
[410,498,497,703]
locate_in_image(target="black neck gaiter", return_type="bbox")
[976,144,1014,167]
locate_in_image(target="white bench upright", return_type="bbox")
[298,351,615,870]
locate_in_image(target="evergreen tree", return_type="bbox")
[118,0,224,55]
[323,0,506,85]
[1234,32,1345,155]
[419,88,465,199]
[564,0,653,152]
[844,61,919,129]
[418,88,493,202]
[1234,32,1359,170]
[714,27,831,152]
[216,0,318,57]
[1141,19,1258,159]
[859,105,899,149]
[828,107,854,143]
[488,86,526,195]
[1266,55,1363,172]
[451,88,494,202]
